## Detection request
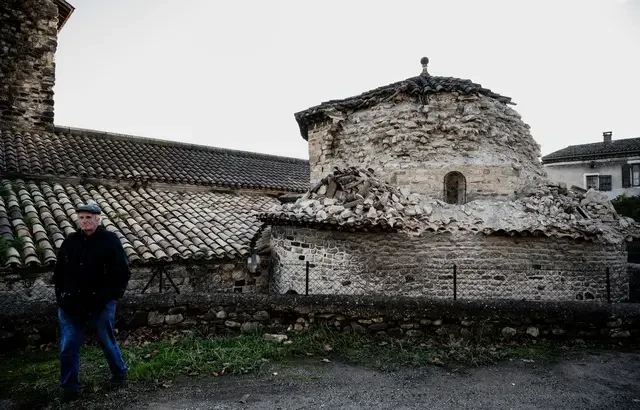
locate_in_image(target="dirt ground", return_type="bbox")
[5,349,640,410]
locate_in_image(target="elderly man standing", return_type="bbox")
[53,204,131,403]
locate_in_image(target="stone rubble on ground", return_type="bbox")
[261,167,639,244]
[264,334,288,343]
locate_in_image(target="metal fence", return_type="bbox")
[269,261,625,303]
[0,261,633,313]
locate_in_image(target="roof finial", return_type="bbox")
[420,57,430,77]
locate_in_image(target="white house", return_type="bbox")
[542,132,640,200]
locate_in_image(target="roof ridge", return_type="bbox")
[53,125,309,164]
[293,72,513,140]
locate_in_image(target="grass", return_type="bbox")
[0,327,564,407]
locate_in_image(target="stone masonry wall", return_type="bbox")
[307,93,545,201]
[0,0,58,132]
[0,261,268,312]
[271,226,629,302]
[2,294,639,349]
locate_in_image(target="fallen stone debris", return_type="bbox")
[261,167,639,244]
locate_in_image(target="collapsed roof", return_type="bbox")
[261,167,639,244]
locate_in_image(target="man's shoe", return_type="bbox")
[108,375,127,390]
[60,389,80,404]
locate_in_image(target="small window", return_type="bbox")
[633,164,640,187]
[586,175,598,190]
[444,172,466,204]
[598,175,612,191]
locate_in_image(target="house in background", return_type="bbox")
[542,132,640,199]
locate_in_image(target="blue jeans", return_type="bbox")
[58,300,127,392]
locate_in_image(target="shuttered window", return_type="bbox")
[622,164,631,188]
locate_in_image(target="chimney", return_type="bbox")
[603,131,612,143]
[0,0,74,133]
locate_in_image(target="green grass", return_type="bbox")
[0,327,564,406]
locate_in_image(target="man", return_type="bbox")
[53,203,132,403]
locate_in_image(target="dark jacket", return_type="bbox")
[53,225,131,321]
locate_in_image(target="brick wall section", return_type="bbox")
[271,226,629,302]
[0,0,58,131]
[307,94,545,200]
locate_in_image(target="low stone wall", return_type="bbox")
[271,227,629,301]
[2,293,639,349]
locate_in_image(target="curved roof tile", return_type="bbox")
[0,179,277,270]
[0,128,310,193]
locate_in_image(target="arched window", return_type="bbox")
[444,172,466,204]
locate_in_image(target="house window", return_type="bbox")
[634,165,640,187]
[585,175,598,190]
[585,174,612,191]
[598,175,612,191]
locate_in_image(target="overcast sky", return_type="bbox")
[54,0,640,160]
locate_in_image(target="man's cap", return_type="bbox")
[76,204,101,215]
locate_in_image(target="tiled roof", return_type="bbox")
[295,74,513,140]
[542,137,640,164]
[0,178,278,270]
[0,127,310,192]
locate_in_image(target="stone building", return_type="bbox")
[0,0,309,304]
[296,57,546,203]
[1,1,637,306]
[264,59,639,302]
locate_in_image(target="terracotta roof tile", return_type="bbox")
[0,128,309,192]
[0,179,277,270]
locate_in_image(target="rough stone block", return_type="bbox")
[148,311,164,327]
[264,334,288,343]
[164,314,184,325]
[253,311,270,321]
[501,327,517,338]
[526,327,540,338]
[241,322,259,333]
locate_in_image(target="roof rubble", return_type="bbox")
[260,167,639,244]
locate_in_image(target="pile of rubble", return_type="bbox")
[261,167,419,230]
[261,168,638,243]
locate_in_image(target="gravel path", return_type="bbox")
[126,350,640,410]
[5,349,638,409]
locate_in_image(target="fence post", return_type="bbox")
[453,264,457,301]
[305,261,310,296]
[606,267,611,303]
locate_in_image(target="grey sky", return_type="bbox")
[54,0,640,160]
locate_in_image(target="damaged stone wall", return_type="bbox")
[0,0,59,132]
[270,226,629,302]
[307,93,546,200]
[0,261,268,311]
